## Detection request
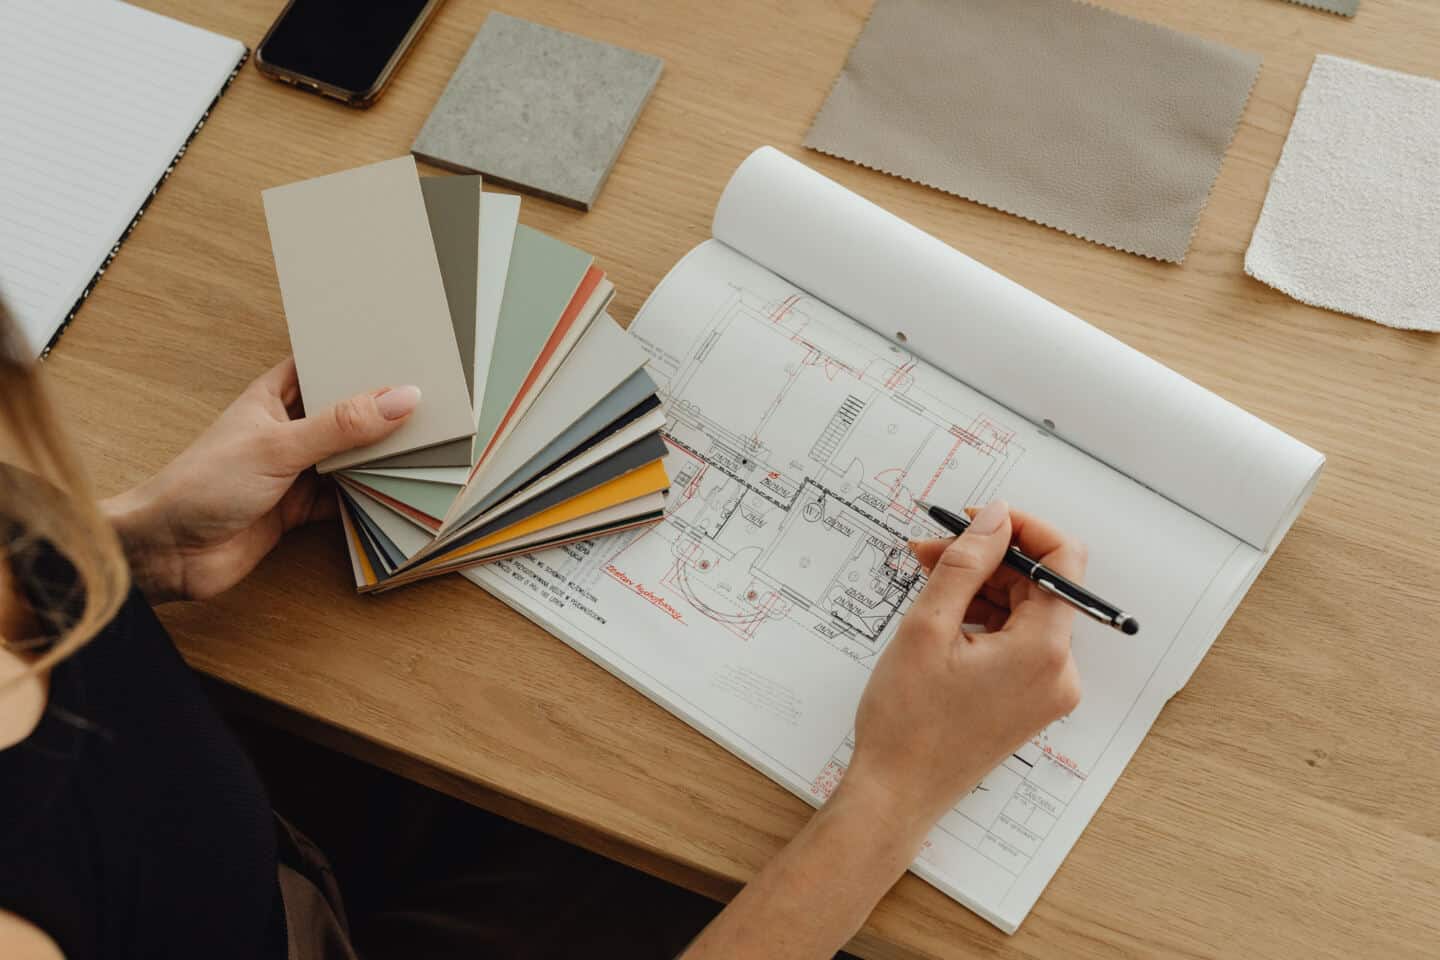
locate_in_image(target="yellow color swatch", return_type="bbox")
[409,459,668,576]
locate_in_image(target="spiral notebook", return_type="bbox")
[0,0,246,357]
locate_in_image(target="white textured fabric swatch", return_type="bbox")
[1245,56,1440,331]
[1282,0,1359,16]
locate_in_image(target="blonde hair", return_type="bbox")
[1,298,129,672]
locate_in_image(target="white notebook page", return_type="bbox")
[714,148,1323,550]
[0,0,243,356]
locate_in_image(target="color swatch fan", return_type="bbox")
[261,157,669,591]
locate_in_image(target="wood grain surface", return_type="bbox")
[37,1,1440,957]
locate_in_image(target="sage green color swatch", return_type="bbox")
[473,225,592,457]
[346,472,459,520]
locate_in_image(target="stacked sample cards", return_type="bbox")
[262,156,668,592]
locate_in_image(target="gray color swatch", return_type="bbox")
[452,313,650,527]
[422,174,482,397]
[467,369,659,524]
[355,438,469,470]
[341,488,405,572]
[412,13,662,210]
[804,0,1261,262]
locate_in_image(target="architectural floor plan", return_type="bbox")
[617,284,1023,659]
[470,239,1257,932]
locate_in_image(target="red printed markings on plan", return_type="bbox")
[604,564,686,623]
[809,759,847,800]
[1039,744,1086,780]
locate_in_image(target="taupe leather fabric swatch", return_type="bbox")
[804,0,1261,262]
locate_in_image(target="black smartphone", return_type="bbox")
[255,0,445,108]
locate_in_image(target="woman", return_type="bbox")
[0,298,1083,959]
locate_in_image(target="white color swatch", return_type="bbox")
[471,192,521,411]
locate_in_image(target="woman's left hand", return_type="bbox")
[102,358,420,602]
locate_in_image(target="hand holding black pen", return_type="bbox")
[914,500,1139,635]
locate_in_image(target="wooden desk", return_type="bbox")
[43,1,1440,956]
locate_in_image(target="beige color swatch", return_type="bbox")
[263,156,475,473]
[355,174,484,471]
[804,0,1261,262]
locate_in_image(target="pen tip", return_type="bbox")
[911,499,932,511]
[1120,616,1140,636]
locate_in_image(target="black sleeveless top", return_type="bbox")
[0,579,287,958]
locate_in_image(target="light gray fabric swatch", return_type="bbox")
[804,0,1261,262]
[1283,0,1359,16]
[1245,56,1440,331]
[413,13,662,210]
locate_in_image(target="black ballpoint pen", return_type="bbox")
[914,500,1140,636]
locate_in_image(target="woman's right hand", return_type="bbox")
[841,499,1086,840]
[682,500,1086,960]
[682,503,1082,960]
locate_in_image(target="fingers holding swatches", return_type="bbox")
[278,384,421,473]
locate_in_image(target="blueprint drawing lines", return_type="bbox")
[612,286,1026,661]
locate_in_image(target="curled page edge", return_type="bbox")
[712,146,1323,551]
